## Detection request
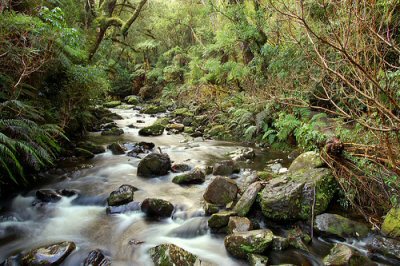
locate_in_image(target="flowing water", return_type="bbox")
[0,107,397,265]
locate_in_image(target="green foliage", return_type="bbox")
[0,100,64,184]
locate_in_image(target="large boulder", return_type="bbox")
[212,160,240,176]
[148,244,199,266]
[233,182,263,217]
[224,229,274,259]
[288,151,324,173]
[137,153,171,177]
[323,244,370,266]
[314,213,370,238]
[172,168,205,185]
[258,167,335,220]
[203,176,238,206]
[83,249,111,266]
[141,198,174,218]
[107,184,136,206]
[381,206,400,239]
[21,241,76,265]
[138,124,165,136]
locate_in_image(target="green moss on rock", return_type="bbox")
[138,124,165,136]
[148,243,198,266]
[381,207,400,239]
[224,229,274,259]
[141,105,166,114]
[103,101,121,108]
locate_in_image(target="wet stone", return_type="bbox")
[141,198,174,218]
[212,160,240,176]
[248,254,269,266]
[171,163,192,173]
[323,243,371,266]
[106,201,140,215]
[224,229,274,259]
[203,176,238,206]
[83,249,111,266]
[21,241,76,265]
[107,184,136,206]
[137,153,171,177]
[107,143,126,155]
[148,243,198,266]
[227,216,252,234]
[172,168,205,184]
[208,211,236,229]
[314,213,370,239]
[36,189,62,203]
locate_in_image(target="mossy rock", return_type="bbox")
[137,153,171,177]
[172,168,205,185]
[22,241,76,265]
[203,176,238,206]
[224,229,274,259]
[256,171,276,181]
[248,254,269,266]
[208,211,236,229]
[141,198,174,218]
[184,127,194,134]
[233,182,263,217]
[138,124,165,136]
[141,105,166,114]
[148,244,198,266]
[107,184,136,206]
[314,213,370,238]
[382,206,400,239]
[103,101,121,108]
[207,125,225,137]
[107,143,126,155]
[323,243,371,266]
[154,118,170,126]
[173,108,194,117]
[288,151,324,173]
[124,95,140,105]
[258,168,336,220]
[166,123,185,133]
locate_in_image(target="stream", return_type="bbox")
[0,107,398,265]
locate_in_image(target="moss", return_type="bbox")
[103,101,121,108]
[184,127,194,134]
[154,118,170,126]
[381,207,400,239]
[138,124,165,136]
[173,108,194,117]
[142,105,166,114]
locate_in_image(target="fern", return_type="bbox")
[0,100,63,184]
